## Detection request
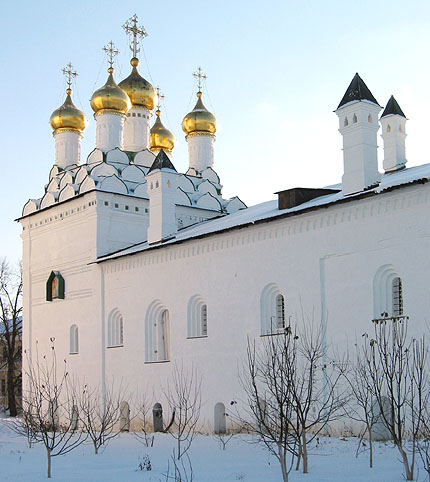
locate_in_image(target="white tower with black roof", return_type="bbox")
[146,150,179,244]
[380,95,407,173]
[335,73,382,196]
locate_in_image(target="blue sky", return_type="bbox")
[1,0,430,262]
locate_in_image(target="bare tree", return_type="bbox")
[290,322,347,474]
[77,381,125,454]
[164,362,201,460]
[0,259,22,417]
[214,431,235,451]
[18,340,86,478]
[363,314,428,481]
[341,341,376,468]
[417,402,430,478]
[239,333,298,482]
[133,391,155,447]
[164,451,194,482]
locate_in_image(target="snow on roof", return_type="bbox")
[20,145,244,218]
[95,162,430,264]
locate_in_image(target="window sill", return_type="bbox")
[186,335,208,340]
[106,344,124,349]
[144,359,170,364]
[260,331,286,337]
[69,352,79,355]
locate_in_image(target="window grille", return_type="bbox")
[201,305,208,336]
[107,311,124,347]
[392,277,403,316]
[276,294,285,329]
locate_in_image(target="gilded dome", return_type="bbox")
[50,89,87,133]
[182,91,217,136]
[150,110,175,152]
[118,58,156,110]
[90,68,131,115]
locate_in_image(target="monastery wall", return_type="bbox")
[92,181,430,429]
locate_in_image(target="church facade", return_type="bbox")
[19,17,430,431]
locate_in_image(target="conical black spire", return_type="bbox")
[148,149,177,173]
[337,73,379,109]
[381,95,406,118]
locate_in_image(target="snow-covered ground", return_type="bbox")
[0,418,426,481]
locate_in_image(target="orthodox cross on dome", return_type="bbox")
[156,86,165,111]
[103,41,119,69]
[62,62,77,90]
[193,66,207,92]
[123,14,147,58]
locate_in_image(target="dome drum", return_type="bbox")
[185,130,216,140]
[52,127,83,137]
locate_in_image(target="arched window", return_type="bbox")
[187,295,208,338]
[373,265,404,318]
[353,113,358,123]
[70,324,79,354]
[368,114,373,123]
[107,309,124,347]
[344,117,348,127]
[145,301,170,362]
[261,283,286,335]
[46,271,65,301]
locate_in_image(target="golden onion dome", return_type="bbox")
[182,91,217,136]
[150,110,175,152]
[50,89,88,133]
[118,58,156,110]
[90,67,131,115]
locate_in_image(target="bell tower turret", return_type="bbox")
[182,68,217,174]
[49,63,87,169]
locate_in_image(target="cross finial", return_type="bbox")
[193,66,207,92]
[103,41,119,70]
[62,62,77,90]
[123,14,147,58]
[156,86,165,111]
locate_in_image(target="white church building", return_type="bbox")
[19,17,430,432]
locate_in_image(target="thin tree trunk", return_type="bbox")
[47,448,52,478]
[295,441,302,471]
[278,445,288,482]
[368,425,373,469]
[398,444,413,481]
[7,360,17,417]
[93,440,99,455]
[301,428,308,474]
[177,437,181,460]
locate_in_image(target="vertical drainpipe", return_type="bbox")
[319,256,329,423]
[100,264,106,408]
[27,227,33,379]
